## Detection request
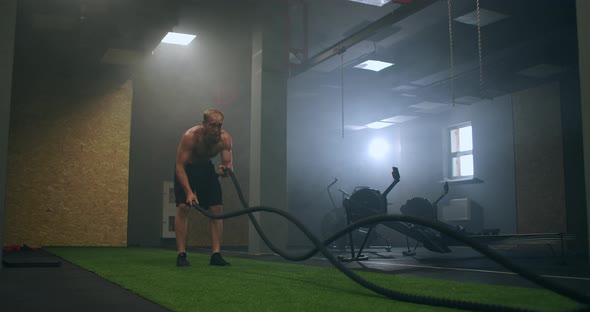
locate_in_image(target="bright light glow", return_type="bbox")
[348,0,391,7]
[381,115,418,123]
[369,138,390,160]
[354,60,394,72]
[365,121,395,129]
[161,32,196,45]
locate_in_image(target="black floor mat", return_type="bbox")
[2,248,62,268]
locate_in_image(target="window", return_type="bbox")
[449,123,474,178]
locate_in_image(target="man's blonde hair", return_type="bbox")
[203,108,224,122]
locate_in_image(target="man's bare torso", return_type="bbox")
[185,126,227,162]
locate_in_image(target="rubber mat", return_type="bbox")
[2,247,61,268]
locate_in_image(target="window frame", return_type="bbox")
[447,121,474,180]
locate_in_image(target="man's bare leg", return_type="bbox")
[175,204,190,253]
[209,205,230,266]
[209,205,223,253]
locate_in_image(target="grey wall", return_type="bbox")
[0,0,17,267]
[286,93,517,247]
[395,96,516,235]
[127,2,253,247]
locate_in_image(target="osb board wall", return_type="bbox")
[4,79,132,247]
[512,81,566,233]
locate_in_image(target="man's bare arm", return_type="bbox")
[175,133,195,200]
[218,132,233,176]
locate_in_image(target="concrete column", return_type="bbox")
[576,0,590,264]
[249,0,289,254]
[0,0,17,268]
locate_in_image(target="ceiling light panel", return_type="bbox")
[517,64,567,78]
[348,0,391,7]
[455,9,508,27]
[409,101,449,110]
[392,84,417,91]
[365,121,395,129]
[345,125,366,131]
[354,60,394,72]
[161,32,196,45]
[381,115,418,123]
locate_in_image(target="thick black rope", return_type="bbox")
[190,169,590,312]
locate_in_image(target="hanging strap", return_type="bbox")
[476,0,484,99]
[447,0,455,107]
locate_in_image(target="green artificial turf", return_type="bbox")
[46,247,584,312]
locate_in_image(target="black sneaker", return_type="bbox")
[176,252,191,267]
[209,253,231,266]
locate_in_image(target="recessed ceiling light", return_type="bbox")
[409,101,448,110]
[161,32,196,46]
[392,84,417,91]
[455,9,508,27]
[354,60,394,72]
[345,125,366,131]
[381,115,418,123]
[517,64,567,78]
[365,121,395,129]
[348,0,391,7]
[414,107,451,114]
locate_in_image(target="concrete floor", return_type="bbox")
[199,244,590,293]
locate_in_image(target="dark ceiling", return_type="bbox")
[11,0,580,127]
[288,0,580,128]
[12,0,177,81]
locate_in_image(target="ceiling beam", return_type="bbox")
[290,0,438,77]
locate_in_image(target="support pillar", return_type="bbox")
[0,0,17,268]
[249,0,289,254]
[576,0,590,265]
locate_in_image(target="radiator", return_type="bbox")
[440,198,471,221]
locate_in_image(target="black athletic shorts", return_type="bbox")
[174,160,222,209]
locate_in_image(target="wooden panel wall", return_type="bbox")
[4,79,132,247]
[512,82,566,233]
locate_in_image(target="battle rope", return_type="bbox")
[189,168,590,312]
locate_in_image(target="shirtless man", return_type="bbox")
[174,108,233,267]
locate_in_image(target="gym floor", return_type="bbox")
[1,244,588,312]
[216,244,590,290]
